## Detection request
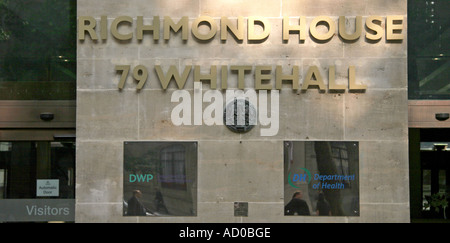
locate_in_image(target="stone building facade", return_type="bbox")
[76,0,408,222]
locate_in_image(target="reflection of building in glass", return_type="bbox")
[160,145,187,190]
[408,0,450,99]
[123,142,197,217]
[331,142,350,186]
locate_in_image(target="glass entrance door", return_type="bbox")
[410,128,450,222]
[421,142,450,219]
[0,139,75,222]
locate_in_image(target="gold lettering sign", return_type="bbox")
[78,15,404,92]
[78,15,404,42]
[115,64,366,92]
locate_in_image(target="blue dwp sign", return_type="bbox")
[129,174,153,182]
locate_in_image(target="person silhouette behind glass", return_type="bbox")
[285,191,310,215]
[316,192,331,216]
[126,190,147,216]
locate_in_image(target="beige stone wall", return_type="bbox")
[76,0,409,222]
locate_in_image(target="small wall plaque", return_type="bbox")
[234,202,248,217]
[224,99,256,133]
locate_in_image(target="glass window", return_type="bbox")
[0,140,75,222]
[0,0,76,100]
[284,141,359,216]
[422,169,432,211]
[0,141,75,199]
[123,141,197,216]
[160,145,187,190]
[408,0,450,99]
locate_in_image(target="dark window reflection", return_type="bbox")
[160,145,187,190]
[0,0,76,100]
[123,142,197,216]
[408,0,450,99]
[284,141,360,216]
[0,141,75,199]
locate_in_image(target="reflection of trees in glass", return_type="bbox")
[0,0,76,82]
[124,149,157,176]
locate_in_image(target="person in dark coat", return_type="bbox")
[315,193,331,216]
[285,191,310,215]
[126,190,147,216]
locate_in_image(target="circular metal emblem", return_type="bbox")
[223,99,256,133]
